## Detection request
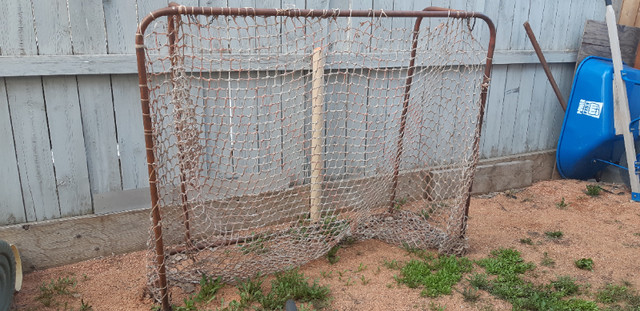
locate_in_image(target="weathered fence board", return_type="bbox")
[42,77,93,217]
[6,77,60,222]
[0,0,613,226]
[0,79,25,225]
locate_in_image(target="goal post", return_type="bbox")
[136,5,495,309]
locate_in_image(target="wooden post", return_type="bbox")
[310,47,325,221]
[605,0,640,200]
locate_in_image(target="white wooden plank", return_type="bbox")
[0,0,37,225]
[346,68,369,177]
[66,1,122,195]
[479,0,509,158]
[0,1,38,56]
[362,0,393,177]
[280,71,308,185]
[254,0,287,190]
[203,71,233,181]
[503,0,535,155]
[34,0,95,218]
[0,78,26,225]
[31,0,72,55]
[103,0,139,54]
[537,0,572,150]
[322,71,347,179]
[0,50,579,77]
[77,76,122,193]
[68,0,108,54]
[256,72,287,189]
[6,77,60,221]
[112,75,149,190]
[42,76,93,217]
[343,1,370,178]
[137,0,169,23]
[104,0,150,192]
[279,0,307,186]
[229,71,261,194]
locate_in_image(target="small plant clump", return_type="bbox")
[460,286,481,302]
[194,274,224,304]
[585,184,602,196]
[393,197,408,210]
[211,269,330,311]
[326,245,340,264]
[474,248,598,311]
[396,254,473,297]
[575,258,594,271]
[383,259,402,270]
[540,252,556,267]
[36,276,78,307]
[556,197,568,209]
[545,231,564,239]
[519,238,533,245]
[595,283,640,310]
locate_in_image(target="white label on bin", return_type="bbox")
[577,99,603,119]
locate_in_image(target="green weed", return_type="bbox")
[396,254,473,297]
[460,287,481,302]
[429,301,446,311]
[194,274,224,304]
[327,245,340,264]
[475,249,598,311]
[468,273,491,291]
[575,258,594,271]
[383,259,402,270]
[259,269,330,310]
[519,238,533,245]
[545,231,564,239]
[393,197,408,210]
[540,252,556,267]
[36,276,78,307]
[556,197,568,209]
[551,276,580,296]
[360,275,369,285]
[240,235,270,254]
[585,184,602,196]
[476,248,535,277]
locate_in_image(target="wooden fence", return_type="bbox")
[0,0,612,226]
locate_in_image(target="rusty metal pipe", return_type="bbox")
[135,31,171,311]
[523,21,567,111]
[460,16,496,238]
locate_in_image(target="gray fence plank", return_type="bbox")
[68,0,123,194]
[536,0,572,151]
[104,0,149,192]
[0,1,35,225]
[0,79,26,225]
[43,76,93,217]
[112,76,149,190]
[103,0,138,54]
[6,77,60,221]
[3,1,61,222]
[34,0,95,218]
[77,76,122,193]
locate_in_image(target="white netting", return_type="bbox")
[140,8,490,303]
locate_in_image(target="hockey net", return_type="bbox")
[136,5,495,304]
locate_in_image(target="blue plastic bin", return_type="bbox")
[556,56,640,180]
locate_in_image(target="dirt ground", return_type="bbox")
[10,179,640,310]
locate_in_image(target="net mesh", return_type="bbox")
[140,8,489,302]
